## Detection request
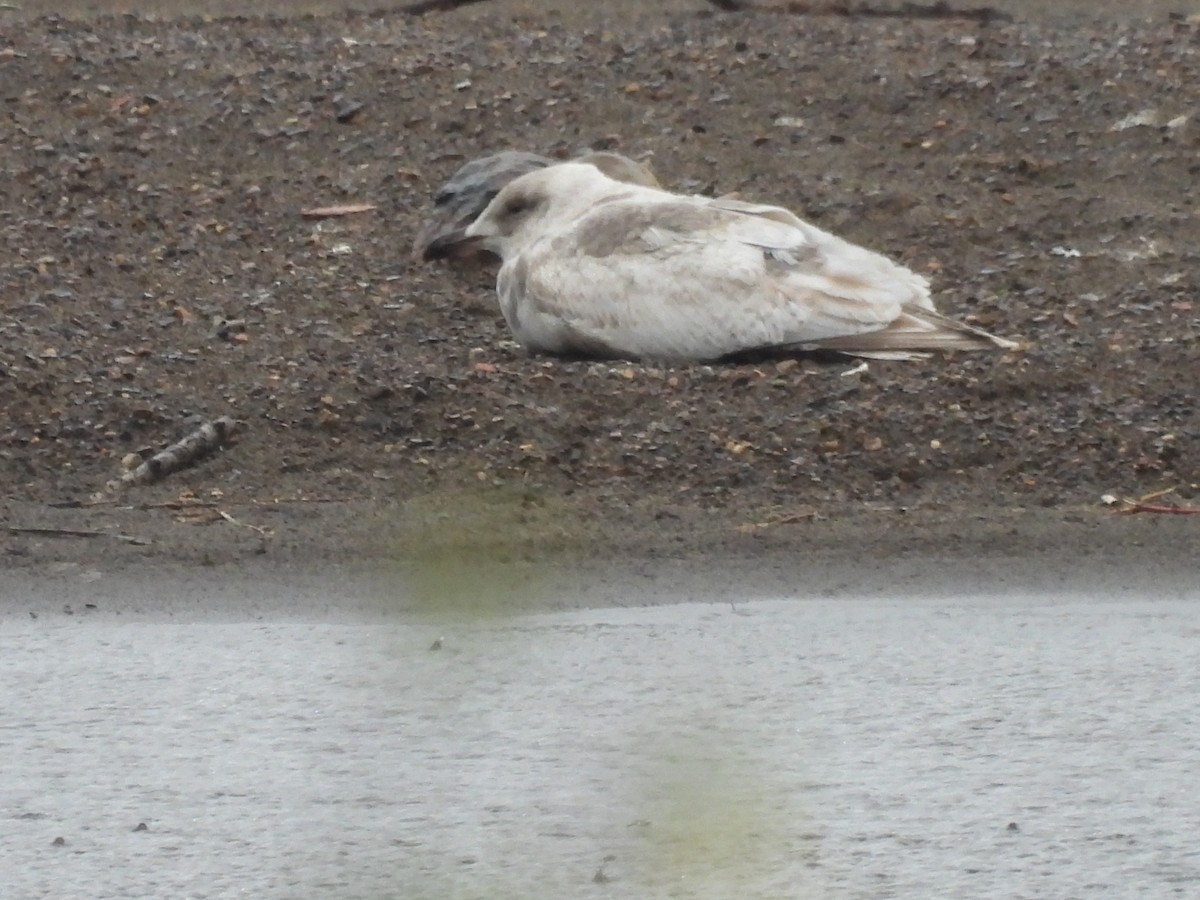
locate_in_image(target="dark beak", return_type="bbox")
[420,229,491,263]
[413,205,498,264]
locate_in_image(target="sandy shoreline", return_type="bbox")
[3,499,1195,620]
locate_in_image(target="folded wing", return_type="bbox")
[504,195,1007,361]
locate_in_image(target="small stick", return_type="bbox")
[6,526,150,545]
[300,203,377,219]
[737,509,821,531]
[137,500,222,510]
[714,1,1010,22]
[1134,487,1182,503]
[47,498,114,509]
[399,0,493,14]
[218,510,273,554]
[1110,488,1200,515]
[217,510,273,538]
[1116,502,1200,516]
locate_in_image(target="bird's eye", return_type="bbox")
[502,194,537,217]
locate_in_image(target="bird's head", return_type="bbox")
[417,152,659,264]
[425,162,644,263]
[413,151,552,264]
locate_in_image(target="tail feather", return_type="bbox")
[795,304,1021,359]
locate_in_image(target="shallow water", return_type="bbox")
[3,594,1199,899]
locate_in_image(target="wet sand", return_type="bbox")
[3,499,1195,620]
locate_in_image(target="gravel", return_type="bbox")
[1,2,1196,570]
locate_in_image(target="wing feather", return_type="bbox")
[499,196,931,360]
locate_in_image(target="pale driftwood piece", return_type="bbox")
[107,416,240,492]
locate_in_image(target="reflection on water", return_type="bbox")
[2,595,1199,899]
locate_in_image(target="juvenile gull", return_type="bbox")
[425,163,1020,362]
[412,151,659,263]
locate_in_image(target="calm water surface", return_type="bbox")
[3,594,1199,899]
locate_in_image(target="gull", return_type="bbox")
[412,150,660,263]
[423,163,1021,362]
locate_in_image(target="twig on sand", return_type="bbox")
[737,508,822,531]
[106,416,239,493]
[1105,488,1200,516]
[47,498,114,509]
[152,504,271,550]
[217,510,273,553]
[399,0,494,14]
[133,496,346,510]
[300,203,377,219]
[6,526,150,545]
[137,499,222,511]
[217,510,272,537]
[1115,500,1200,516]
[707,0,1010,22]
[1119,503,1200,515]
